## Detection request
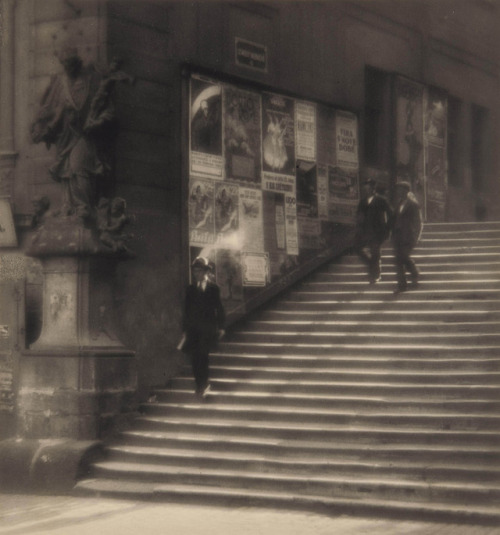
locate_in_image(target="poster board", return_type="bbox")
[187,69,359,313]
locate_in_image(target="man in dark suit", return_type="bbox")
[392,181,423,293]
[354,178,393,283]
[181,256,225,398]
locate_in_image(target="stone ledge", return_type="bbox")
[0,438,103,493]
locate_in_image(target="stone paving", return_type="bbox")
[0,494,499,535]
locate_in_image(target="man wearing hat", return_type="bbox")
[354,178,393,283]
[181,256,225,398]
[392,181,423,293]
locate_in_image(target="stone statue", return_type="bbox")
[30,48,131,223]
[97,197,134,253]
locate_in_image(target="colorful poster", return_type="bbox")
[317,164,328,220]
[190,76,223,179]
[223,87,262,183]
[295,100,316,161]
[215,183,239,239]
[262,92,296,191]
[296,160,318,218]
[241,252,269,287]
[239,187,264,252]
[395,76,425,208]
[216,249,244,302]
[336,111,358,168]
[188,178,215,246]
[285,192,298,255]
[316,104,336,166]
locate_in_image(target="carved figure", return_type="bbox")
[30,48,130,222]
[31,196,51,228]
[98,197,133,253]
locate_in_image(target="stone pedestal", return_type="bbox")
[17,218,137,441]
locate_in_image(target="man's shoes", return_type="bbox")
[369,275,381,284]
[393,285,407,294]
[202,384,211,398]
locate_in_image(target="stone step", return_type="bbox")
[327,261,500,274]
[73,478,500,525]
[227,330,500,346]
[104,445,499,484]
[131,416,500,447]
[208,353,500,372]
[156,388,500,413]
[243,319,500,334]
[87,461,500,505]
[423,221,500,232]
[181,365,500,386]
[169,376,500,399]
[313,271,500,282]
[297,280,500,292]
[140,402,500,431]
[341,252,500,264]
[118,430,500,465]
[270,298,500,312]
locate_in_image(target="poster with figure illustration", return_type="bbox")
[190,76,224,179]
[261,92,296,192]
[317,164,329,220]
[188,178,215,245]
[216,249,243,304]
[284,192,299,255]
[239,187,264,252]
[223,87,262,184]
[215,183,239,240]
[395,76,425,209]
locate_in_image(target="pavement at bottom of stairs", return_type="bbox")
[0,494,500,535]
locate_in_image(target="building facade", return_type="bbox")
[0,0,499,442]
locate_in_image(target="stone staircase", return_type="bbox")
[75,221,500,524]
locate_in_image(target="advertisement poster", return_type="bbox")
[274,201,286,250]
[216,249,243,303]
[190,76,224,179]
[296,160,318,218]
[295,100,316,161]
[285,192,299,255]
[328,166,358,224]
[241,252,269,287]
[316,104,336,166]
[426,142,446,221]
[239,187,264,252]
[336,111,358,168]
[262,92,296,191]
[395,76,425,208]
[189,178,215,246]
[298,218,321,249]
[425,87,447,147]
[223,86,262,184]
[317,164,328,220]
[328,166,359,203]
[215,183,239,239]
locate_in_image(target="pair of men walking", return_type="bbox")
[355,179,423,293]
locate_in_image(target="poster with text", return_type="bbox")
[424,87,447,147]
[317,104,336,166]
[336,111,358,168]
[239,187,264,252]
[285,192,299,255]
[223,86,262,184]
[426,142,446,221]
[298,218,321,249]
[190,76,223,179]
[215,183,239,242]
[189,178,215,246]
[216,249,244,303]
[262,92,296,191]
[241,252,269,287]
[296,160,318,218]
[317,164,329,220]
[328,166,358,224]
[295,100,316,161]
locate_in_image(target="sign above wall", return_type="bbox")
[235,38,267,72]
